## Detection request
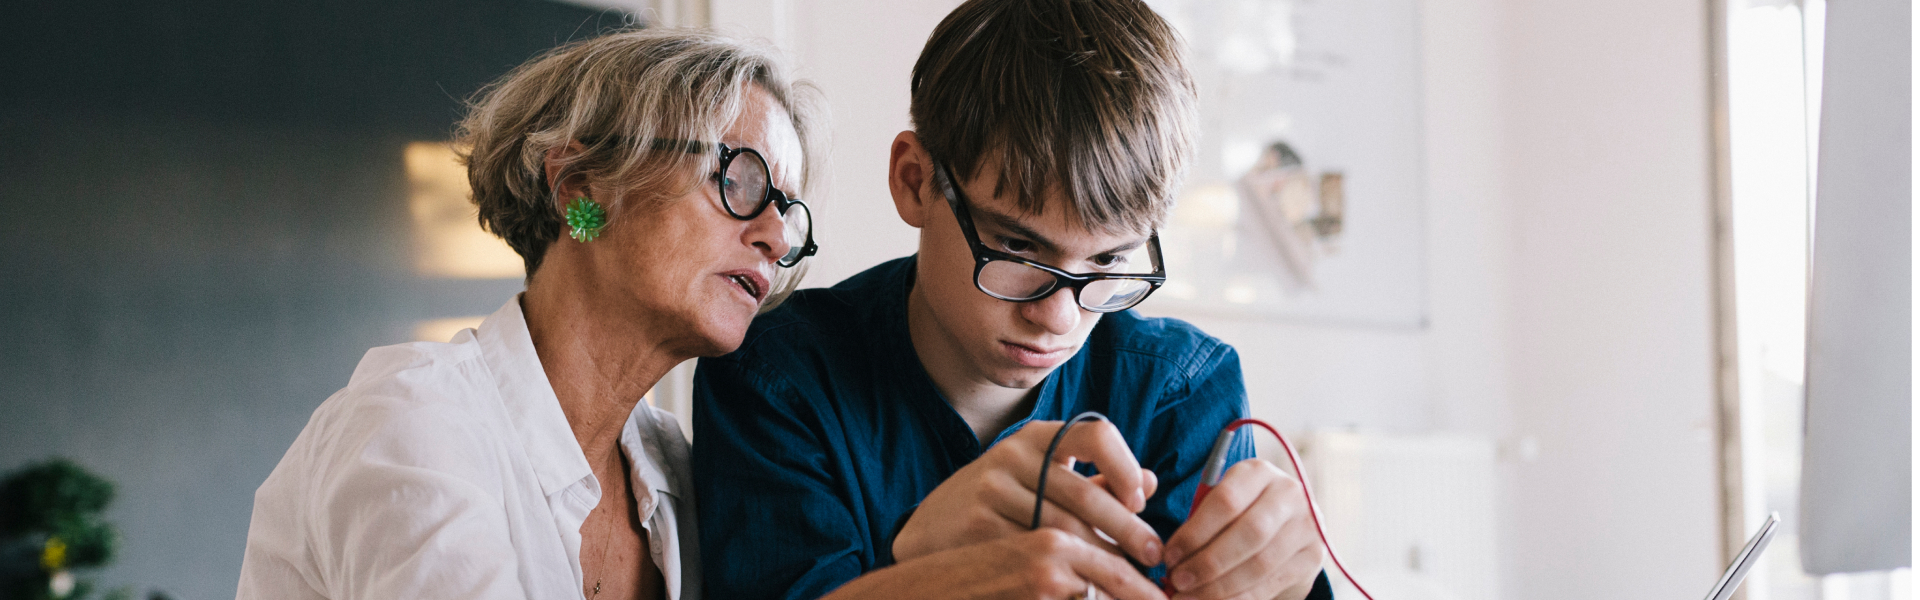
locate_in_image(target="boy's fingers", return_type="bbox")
[1164,459,1278,565]
[1014,461,1163,565]
[1057,533,1170,600]
[1174,539,1320,600]
[982,475,1125,556]
[1166,481,1293,592]
[1086,468,1159,508]
[1050,421,1148,511]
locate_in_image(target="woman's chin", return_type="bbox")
[691,311,756,356]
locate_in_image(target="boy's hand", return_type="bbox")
[1162,459,1324,600]
[892,419,1163,568]
[828,529,1169,600]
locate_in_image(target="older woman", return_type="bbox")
[236,28,820,600]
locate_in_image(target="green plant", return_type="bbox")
[0,459,118,600]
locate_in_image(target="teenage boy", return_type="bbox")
[694,1,1333,599]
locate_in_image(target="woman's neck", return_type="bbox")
[520,264,686,467]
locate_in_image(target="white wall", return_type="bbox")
[1417,0,1522,590]
[709,1,1725,598]
[1493,0,1723,598]
[709,0,959,287]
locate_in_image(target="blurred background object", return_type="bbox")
[0,459,119,600]
[1290,431,1498,600]
[0,1,627,596]
[1719,0,1912,596]
[1792,0,1910,580]
[1236,141,1348,293]
[1144,0,1426,328]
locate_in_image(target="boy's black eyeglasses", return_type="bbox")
[931,162,1165,313]
[590,137,816,268]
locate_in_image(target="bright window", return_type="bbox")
[1725,0,1910,597]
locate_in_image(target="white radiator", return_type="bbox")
[1268,430,1501,600]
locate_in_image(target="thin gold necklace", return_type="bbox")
[589,533,606,598]
[589,507,614,599]
[589,447,630,599]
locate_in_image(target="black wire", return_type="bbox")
[1031,411,1111,530]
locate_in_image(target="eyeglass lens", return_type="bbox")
[722,150,770,217]
[778,202,811,266]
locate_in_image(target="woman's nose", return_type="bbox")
[743,205,793,265]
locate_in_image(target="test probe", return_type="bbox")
[1034,414,1374,600]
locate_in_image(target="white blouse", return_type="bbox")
[237,296,699,600]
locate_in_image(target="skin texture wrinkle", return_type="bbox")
[526,85,801,600]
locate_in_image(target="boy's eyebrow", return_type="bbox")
[971,203,1149,257]
[972,205,1061,253]
[1100,238,1148,256]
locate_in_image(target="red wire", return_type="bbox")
[1209,418,1376,600]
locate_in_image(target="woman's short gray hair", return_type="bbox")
[458,28,825,302]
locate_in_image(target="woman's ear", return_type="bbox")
[888,131,933,229]
[543,141,592,210]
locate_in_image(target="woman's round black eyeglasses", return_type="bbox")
[592,137,817,268]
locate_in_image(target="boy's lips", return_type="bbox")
[1001,340,1075,368]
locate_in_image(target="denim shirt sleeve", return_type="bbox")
[1136,340,1257,543]
[692,357,866,600]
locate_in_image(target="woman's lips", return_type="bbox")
[1001,340,1074,368]
[720,269,770,304]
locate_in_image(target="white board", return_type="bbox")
[1140,0,1425,327]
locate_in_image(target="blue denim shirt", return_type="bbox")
[693,256,1333,599]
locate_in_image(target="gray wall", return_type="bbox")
[0,2,621,597]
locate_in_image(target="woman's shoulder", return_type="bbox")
[340,337,488,399]
[335,338,500,422]
[283,337,520,491]
[243,340,541,598]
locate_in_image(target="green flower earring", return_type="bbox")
[565,197,607,242]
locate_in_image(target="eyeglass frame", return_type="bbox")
[930,161,1167,313]
[584,137,818,267]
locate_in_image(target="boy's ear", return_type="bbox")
[888,131,933,229]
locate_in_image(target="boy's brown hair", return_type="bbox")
[910,0,1198,235]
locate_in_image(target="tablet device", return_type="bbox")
[1703,511,1781,600]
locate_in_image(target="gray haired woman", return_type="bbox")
[236,28,821,600]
